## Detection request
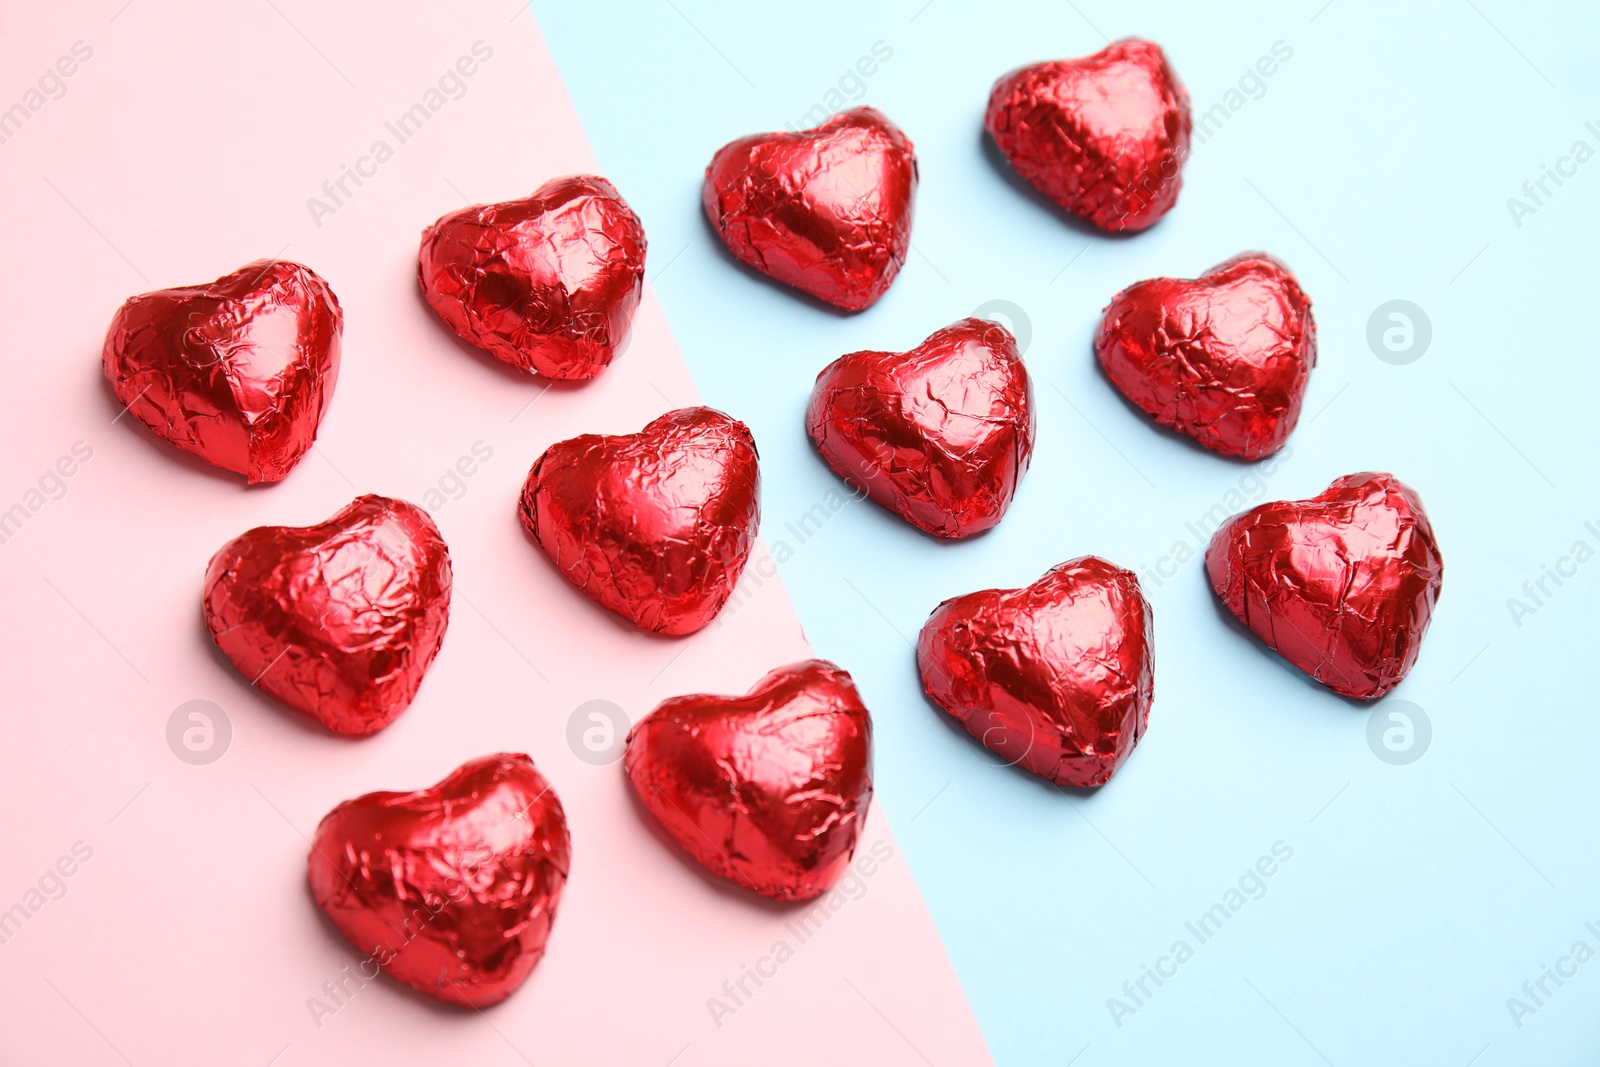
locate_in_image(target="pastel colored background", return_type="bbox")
[0,3,990,1064]
[533,1,1600,1064]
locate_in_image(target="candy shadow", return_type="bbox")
[300,880,532,1019]
[409,285,595,396]
[513,517,691,644]
[193,609,377,741]
[907,648,1102,799]
[1087,352,1269,466]
[977,130,1144,242]
[1201,568,1373,711]
[621,765,812,917]
[799,435,1002,546]
[696,209,861,320]
[95,362,259,490]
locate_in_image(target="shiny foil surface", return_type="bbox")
[519,407,760,636]
[1096,253,1316,460]
[806,317,1035,539]
[702,106,917,312]
[624,660,873,901]
[102,259,342,483]
[308,754,570,1008]
[202,495,452,736]
[418,174,646,380]
[1205,472,1444,700]
[917,557,1153,788]
[985,38,1192,233]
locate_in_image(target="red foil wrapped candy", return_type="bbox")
[308,754,570,1007]
[985,39,1192,232]
[1206,472,1443,700]
[102,259,341,483]
[917,557,1153,787]
[1096,253,1315,459]
[202,495,452,736]
[519,407,760,636]
[703,107,917,311]
[624,660,872,901]
[806,317,1035,538]
[418,175,647,380]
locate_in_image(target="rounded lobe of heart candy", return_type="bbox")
[702,107,918,311]
[806,317,1035,538]
[985,38,1191,232]
[1095,253,1316,459]
[917,556,1153,788]
[624,659,873,901]
[101,259,342,483]
[308,753,570,1007]
[519,407,760,636]
[418,174,647,380]
[1205,472,1443,700]
[202,494,452,736]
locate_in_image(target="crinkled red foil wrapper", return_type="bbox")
[625,660,873,901]
[918,556,1153,787]
[102,259,342,483]
[419,174,646,380]
[519,407,760,636]
[1096,253,1316,459]
[1206,472,1444,700]
[807,317,1035,538]
[203,495,452,736]
[308,754,570,1007]
[703,106,917,311]
[986,38,1192,232]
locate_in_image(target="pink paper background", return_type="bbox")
[0,2,991,1062]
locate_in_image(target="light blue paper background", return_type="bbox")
[533,2,1600,1062]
